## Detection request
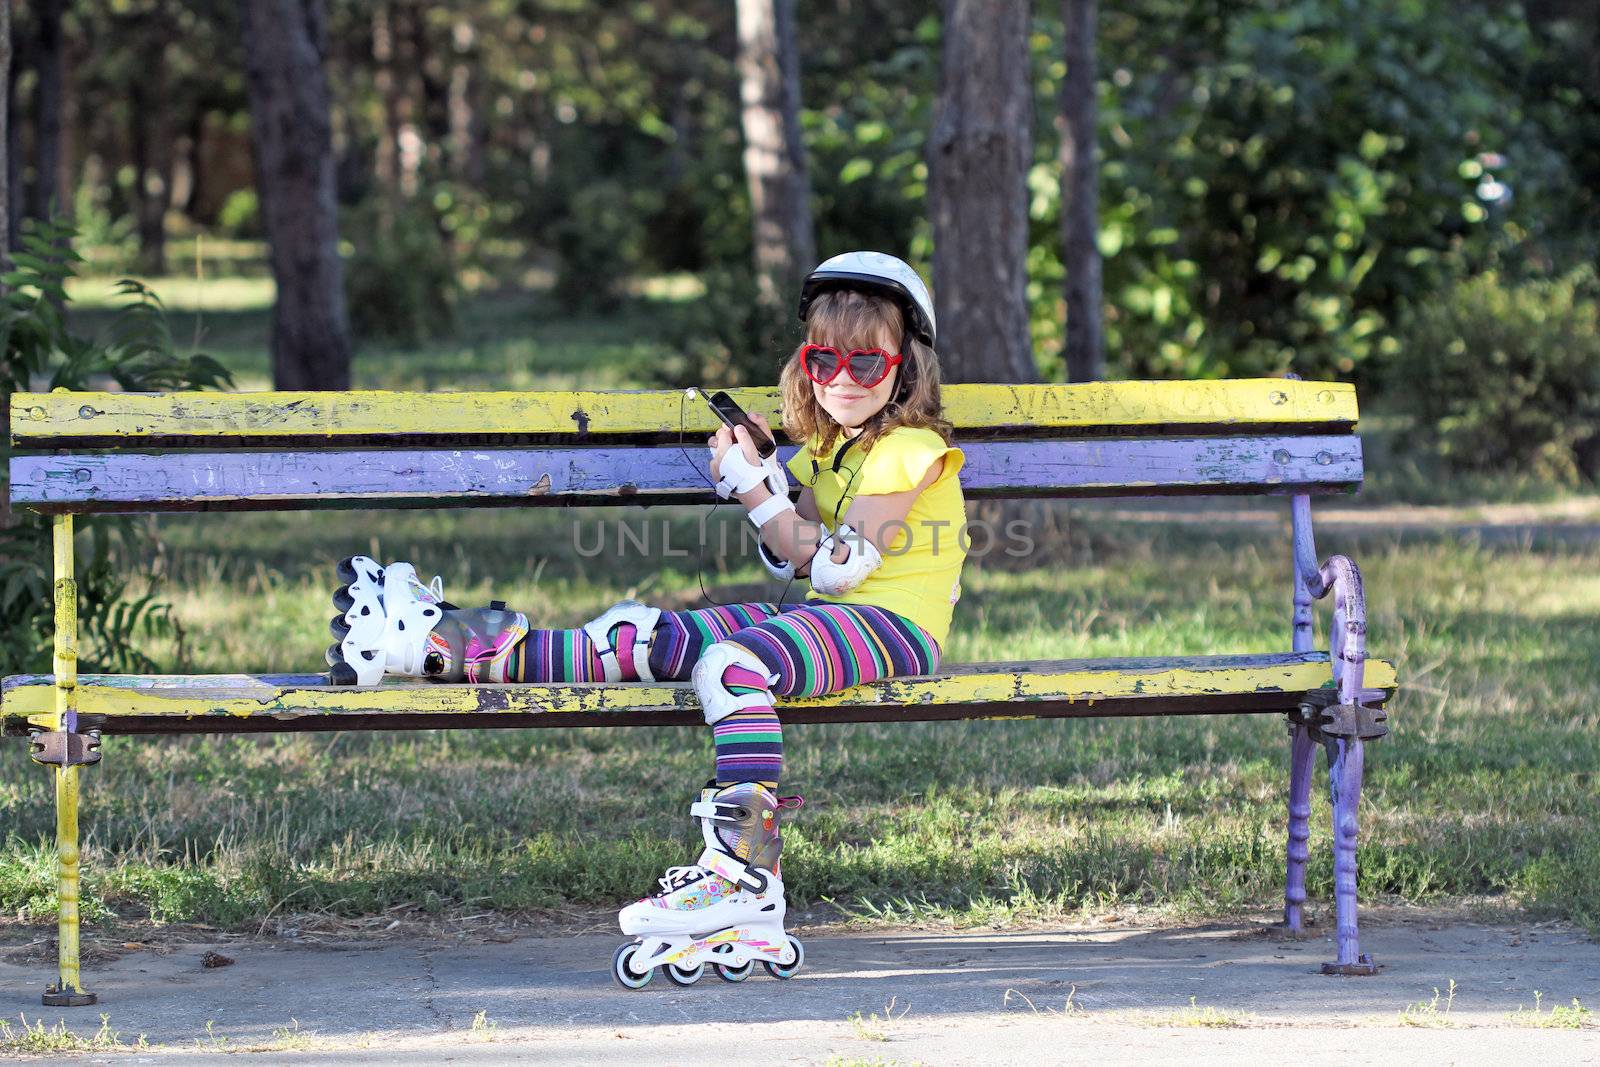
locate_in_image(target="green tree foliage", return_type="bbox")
[1030,0,1587,381]
[1385,269,1600,486]
[0,218,232,674]
[37,0,1600,410]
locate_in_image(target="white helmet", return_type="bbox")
[798,250,937,347]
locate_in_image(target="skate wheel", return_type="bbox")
[714,960,754,983]
[328,661,359,686]
[665,962,703,986]
[763,935,804,980]
[333,585,355,613]
[612,942,653,990]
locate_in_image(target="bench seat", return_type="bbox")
[2,652,1396,735]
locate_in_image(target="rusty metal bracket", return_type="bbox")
[27,717,105,768]
[1290,690,1388,741]
[1322,953,1379,976]
[1318,702,1389,740]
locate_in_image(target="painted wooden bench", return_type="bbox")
[3,379,1396,1005]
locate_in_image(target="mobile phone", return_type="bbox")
[698,389,777,459]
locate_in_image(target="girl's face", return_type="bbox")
[808,322,900,434]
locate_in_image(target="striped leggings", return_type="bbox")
[506,601,941,786]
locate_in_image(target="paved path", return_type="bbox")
[1069,496,1600,546]
[3,912,1596,1062]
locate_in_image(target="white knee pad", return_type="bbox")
[583,599,662,682]
[692,641,779,726]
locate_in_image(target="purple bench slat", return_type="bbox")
[9,436,1363,512]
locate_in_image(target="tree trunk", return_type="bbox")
[412,4,447,172]
[7,48,22,249]
[1,0,12,528]
[1060,0,1103,382]
[0,0,10,268]
[447,19,484,185]
[927,0,1035,384]
[33,0,62,217]
[372,2,402,221]
[176,111,204,218]
[239,0,353,391]
[735,0,815,308]
[129,60,172,276]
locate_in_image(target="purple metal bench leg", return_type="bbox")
[1324,733,1374,974]
[1289,495,1383,974]
[1314,552,1380,975]
[1283,722,1316,930]
[1284,505,1317,932]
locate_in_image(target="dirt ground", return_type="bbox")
[2,906,1597,1064]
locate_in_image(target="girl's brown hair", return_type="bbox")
[779,288,954,456]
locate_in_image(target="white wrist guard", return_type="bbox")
[809,522,883,595]
[713,444,789,502]
[756,538,796,581]
[746,491,795,530]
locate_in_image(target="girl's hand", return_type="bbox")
[706,416,768,487]
[745,412,775,449]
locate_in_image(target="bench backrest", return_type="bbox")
[9,381,1361,514]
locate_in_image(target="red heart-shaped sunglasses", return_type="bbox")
[800,343,903,388]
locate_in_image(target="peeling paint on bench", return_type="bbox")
[11,435,1363,512]
[10,380,1358,445]
[2,653,1399,732]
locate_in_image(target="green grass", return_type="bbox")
[1,512,1597,933]
[1399,979,1460,1028]
[4,272,1597,935]
[1507,993,1595,1030]
[1132,996,1256,1028]
[0,1014,147,1054]
[65,279,683,393]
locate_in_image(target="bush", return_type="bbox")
[552,182,647,313]
[647,267,803,389]
[1384,270,1600,486]
[216,188,262,238]
[344,204,459,345]
[0,216,233,675]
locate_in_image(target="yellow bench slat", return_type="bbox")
[5,655,1397,730]
[12,380,1358,444]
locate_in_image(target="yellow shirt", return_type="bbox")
[785,425,967,648]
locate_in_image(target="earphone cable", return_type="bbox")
[678,389,729,608]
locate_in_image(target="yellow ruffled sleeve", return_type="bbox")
[855,428,964,496]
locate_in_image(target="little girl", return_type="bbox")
[326,251,967,986]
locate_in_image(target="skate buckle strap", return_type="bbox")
[463,612,531,684]
[688,799,749,821]
[698,847,769,894]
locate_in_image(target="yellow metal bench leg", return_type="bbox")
[46,764,93,1005]
[43,514,95,1008]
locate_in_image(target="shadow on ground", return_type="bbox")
[2,909,1595,1061]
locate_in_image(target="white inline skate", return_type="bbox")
[325,555,529,685]
[613,781,805,988]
